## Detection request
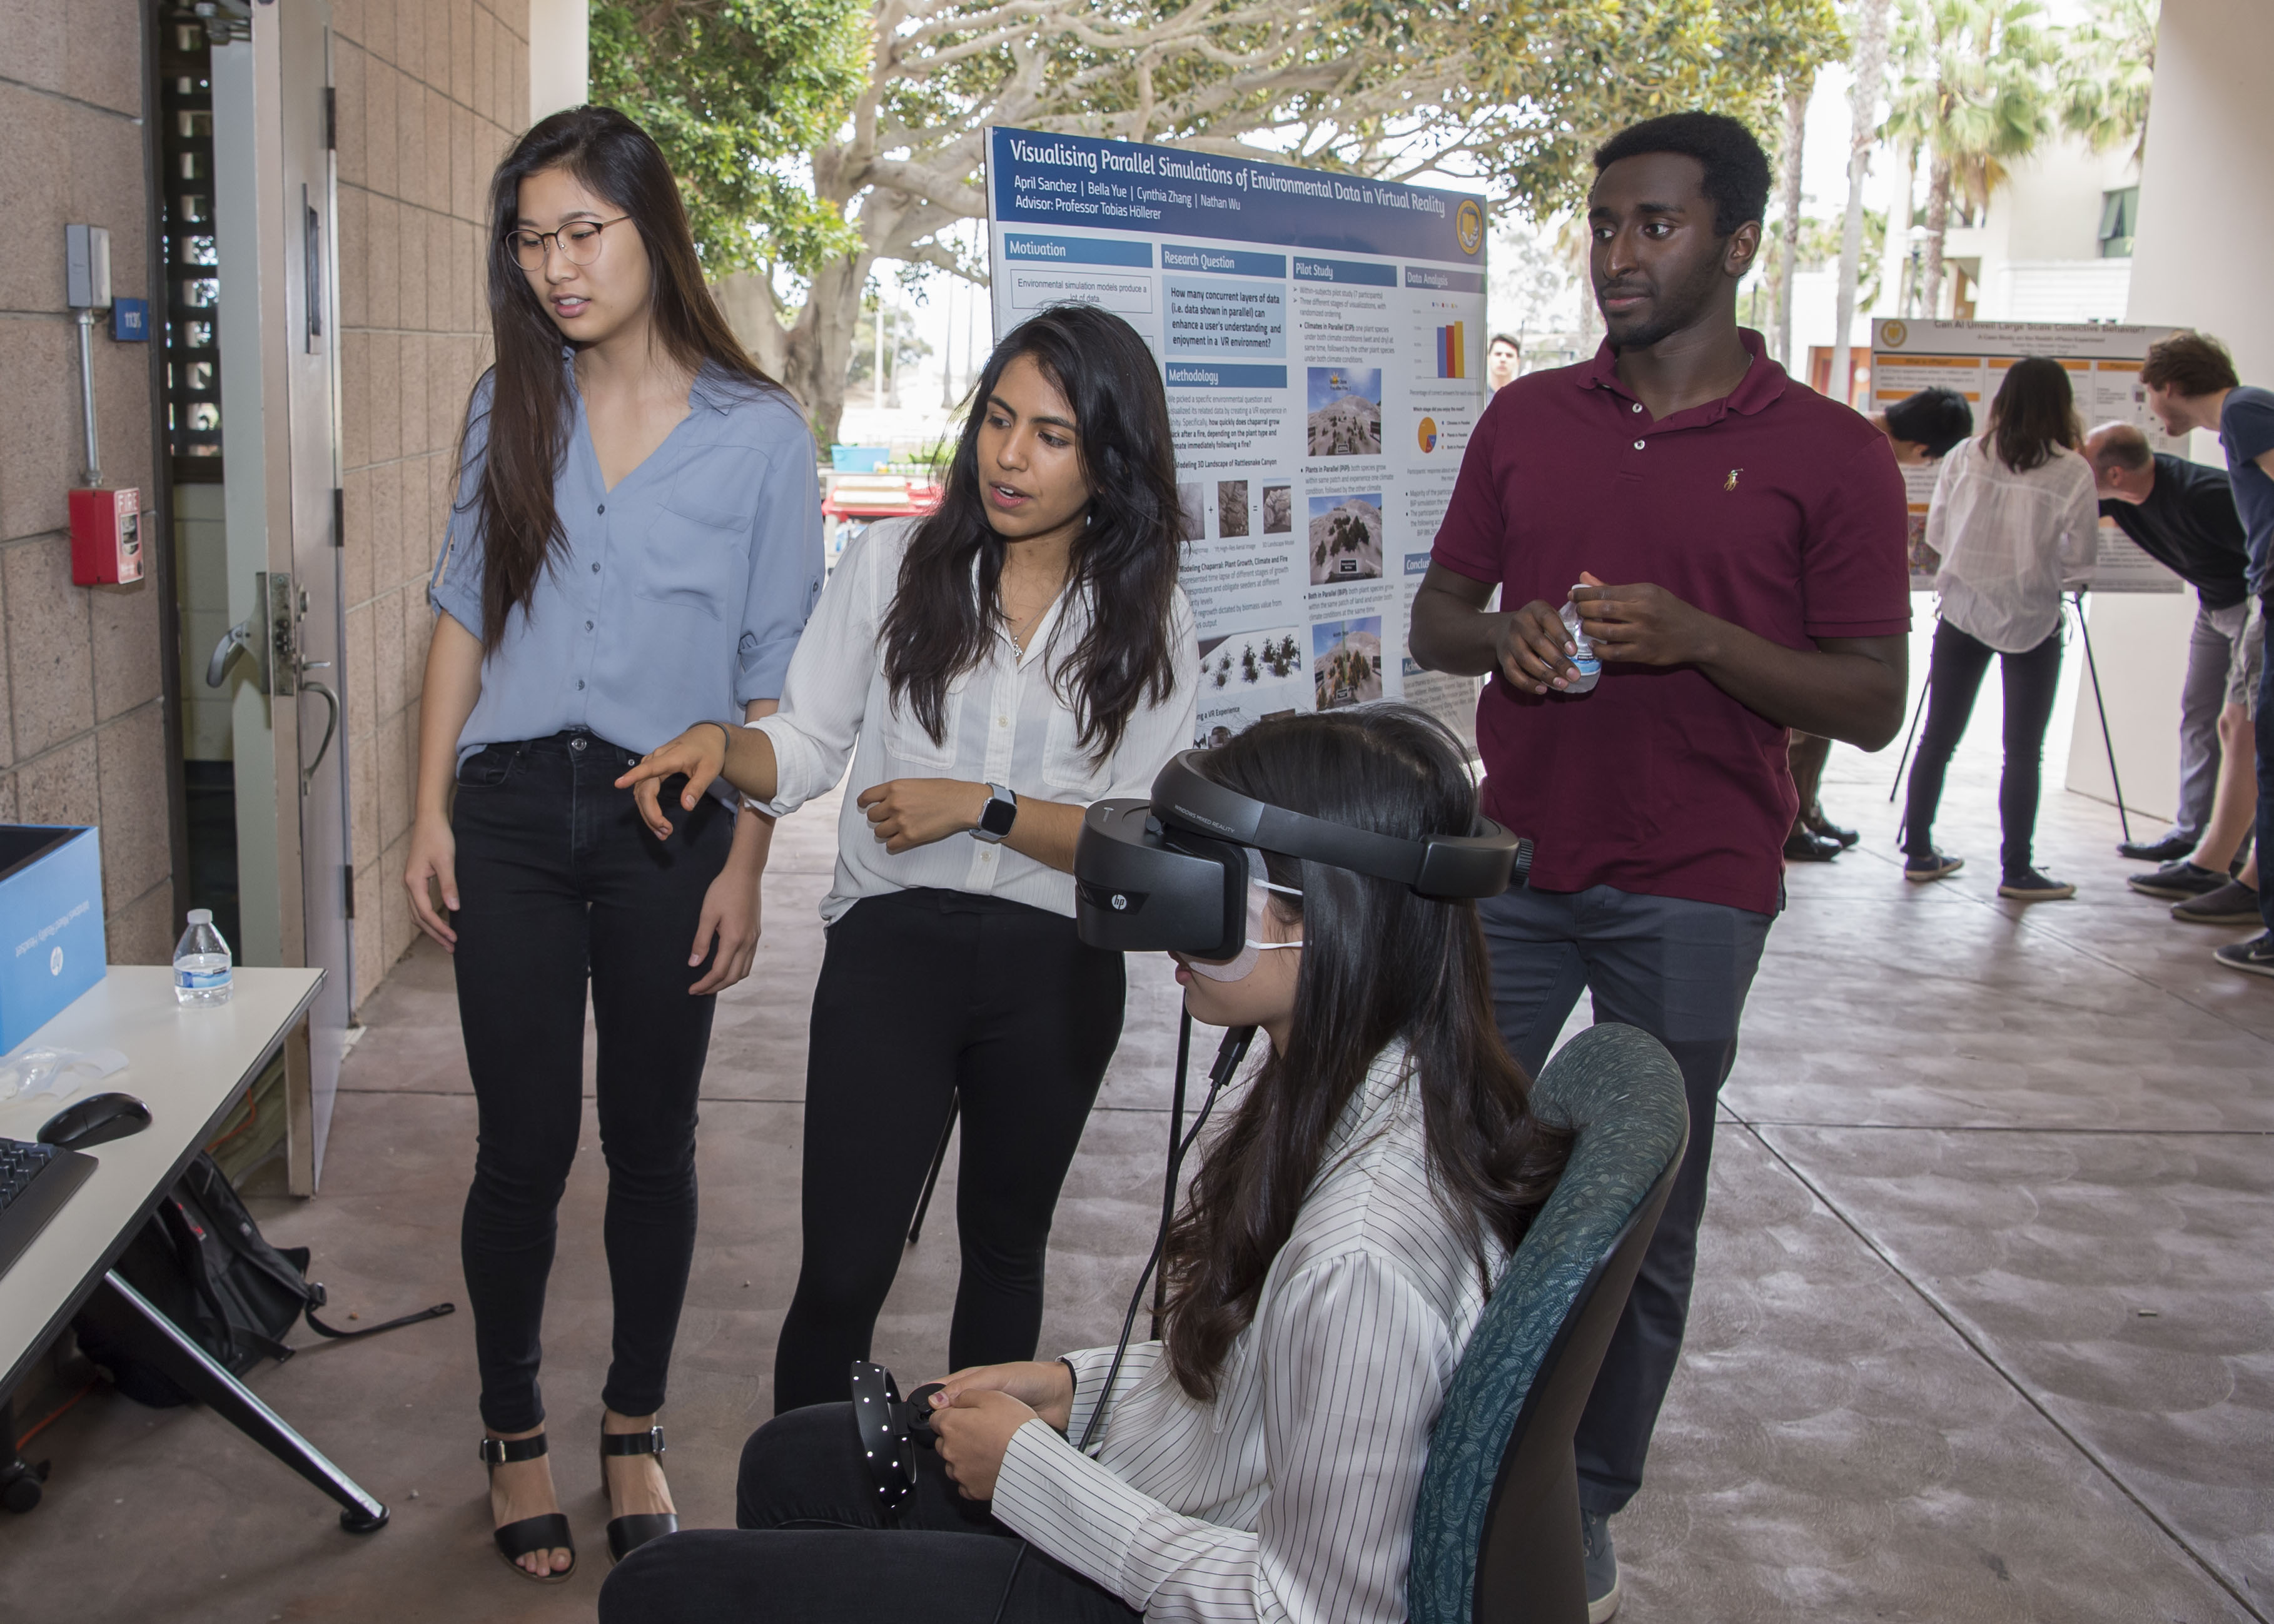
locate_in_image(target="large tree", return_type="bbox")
[597,0,1844,442]
[1881,0,2056,315]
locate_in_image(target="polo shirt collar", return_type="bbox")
[1574,327,1789,425]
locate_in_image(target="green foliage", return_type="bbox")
[1882,0,2058,214]
[589,0,867,276]
[1461,0,1849,220]
[2055,0,2158,163]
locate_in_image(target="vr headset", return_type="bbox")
[1075,749,1532,958]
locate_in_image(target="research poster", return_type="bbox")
[986,126,1490,745]
[1871,319,2186,592]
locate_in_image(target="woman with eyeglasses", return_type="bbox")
[403,106,822,1582]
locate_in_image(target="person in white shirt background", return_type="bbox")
[596,705,1571,1624]
[620,304,1199,1417]
[1900,356,2100,900]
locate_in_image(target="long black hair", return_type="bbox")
[462,106,779,655]
[1158,707,1570,1401]
[879,305,1182,764]
[1986,355,2081,475]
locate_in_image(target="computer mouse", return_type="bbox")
[36,1091,152,1151]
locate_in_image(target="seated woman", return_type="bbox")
[599,705,1570,1623]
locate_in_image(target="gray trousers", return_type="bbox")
[2166,598,2241,845]
[1478,881,1774,1516]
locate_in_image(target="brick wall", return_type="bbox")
[0,2,174,966]
[331,0,527,1007]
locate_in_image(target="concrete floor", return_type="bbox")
[2,657,2268,1623]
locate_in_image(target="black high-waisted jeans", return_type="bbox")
[1901,618,2065,877]
[595,1403,1139,1623]
[450,729,732,1433]
[771,887,1127,1414]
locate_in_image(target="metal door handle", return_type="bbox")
[206,620,260,688]
[298,677,340,793]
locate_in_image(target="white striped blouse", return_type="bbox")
[990,1040,1505,1623]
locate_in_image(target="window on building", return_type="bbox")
[2098,186,2139,260]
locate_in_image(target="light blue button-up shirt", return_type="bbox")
[429,360,824,790]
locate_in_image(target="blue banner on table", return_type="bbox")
[986,126,1488,747]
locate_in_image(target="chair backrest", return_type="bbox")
[1408,1022,1689,1624]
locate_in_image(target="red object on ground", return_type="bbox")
[69,486,144,585]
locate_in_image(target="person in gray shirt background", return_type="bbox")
[405,108,824,1582]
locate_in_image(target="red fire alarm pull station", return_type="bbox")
[65,222,142,587]
[70,487,143,585]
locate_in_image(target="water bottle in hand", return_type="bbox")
[173,909,234,1006]
[1557,588,1601,694]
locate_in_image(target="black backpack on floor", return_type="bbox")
[73,1152,454,1407]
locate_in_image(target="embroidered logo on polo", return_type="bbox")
[1724,468,1743,492]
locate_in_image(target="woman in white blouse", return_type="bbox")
[599,705,1570,1623]
[1901,356,2100,900]
[620,305,1198,1415]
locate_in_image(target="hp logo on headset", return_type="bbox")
[1111,894,1129,911]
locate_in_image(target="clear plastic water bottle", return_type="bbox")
[173,909,234,1006]
[1557,588,1602,694]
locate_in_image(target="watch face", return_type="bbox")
[981,794,1018,837]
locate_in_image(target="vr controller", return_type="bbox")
[1074,749,1531,957]
[849,1359,948,1517]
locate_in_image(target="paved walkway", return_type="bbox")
[1,640,2267,1622]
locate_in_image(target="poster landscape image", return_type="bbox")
[1261,483,1291,534]
[1308,493,1384,583]
[1196,627,1306,745]
[1312,617,1384,709]
[1217,480,1250,538]
[1307,367,1383,456]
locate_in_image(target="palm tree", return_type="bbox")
[1831,0,1891,405]
[1768,70,1814,368]
[2056,0,2158,164]
[1881,0,2057,314]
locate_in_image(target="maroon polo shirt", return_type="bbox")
[1433,331,1909,915]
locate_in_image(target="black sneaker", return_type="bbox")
[1904,850,1963,883]
[1998,869,2076,901]
[2213,932,2274,977]
[2118,832,2195,863]
[2128,860,2225,900]
[2171,880,2263,925]
[1581,1509,1622,1622]
[1784,827,1841,863]
[1806,808,1861,848]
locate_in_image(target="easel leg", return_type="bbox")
[2073,593,2134,845]
[907,1095,959,1246]
[93,1271,387,1531]
[1889,670,1934,804]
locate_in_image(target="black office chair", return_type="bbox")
[1409,1022,1689,1623]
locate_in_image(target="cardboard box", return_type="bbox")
[0,827,107,1055]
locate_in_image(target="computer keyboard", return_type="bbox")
[0,1137,95,1281]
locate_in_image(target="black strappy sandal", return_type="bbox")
[600,1424,679,1564]
[480,1433,576,1583]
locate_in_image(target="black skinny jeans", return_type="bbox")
[451,730,732,1433]
[1902,618,2065,876]
[771,887,1126,1414]
[596,1404,1139,1622]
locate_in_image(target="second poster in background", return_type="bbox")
[986,126,1489,747]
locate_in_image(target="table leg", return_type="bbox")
[94,1271,388,1532]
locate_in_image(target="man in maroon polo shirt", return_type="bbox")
[1412,112,1910,1619]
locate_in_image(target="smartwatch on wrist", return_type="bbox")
[973,782,1019,844]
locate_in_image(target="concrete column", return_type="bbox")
[2064,0,2274,824]
[528,0,589,125]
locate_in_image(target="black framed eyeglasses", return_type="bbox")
[504,216,630,271]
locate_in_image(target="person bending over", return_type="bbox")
[624,305,1198,1416]
[404,107,822,1581]
[596,705,1569,1624]
[2086,423,2260,922]
[1408,111,1911,1620]
[2141,329,2274,979]
[1786,386,1979,864]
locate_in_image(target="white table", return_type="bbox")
[0,967,393,1531]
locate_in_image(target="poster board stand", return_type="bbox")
[1870,319,2185,832]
